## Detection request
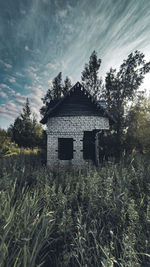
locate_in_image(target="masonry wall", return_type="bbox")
[47,116,109,167]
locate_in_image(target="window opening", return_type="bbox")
[58,138,73,160]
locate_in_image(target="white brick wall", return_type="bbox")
[46,116,109,167]
[47,116,109,134]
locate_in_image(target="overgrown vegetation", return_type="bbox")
[0,128,45,160]
[0,49,150,266]
[0,153,150,266]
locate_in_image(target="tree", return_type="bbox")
[102,50,150,157]
[10,99,43,148]
[0,128,11,157]
[40,73,72,116]
[81,50,103,99]
[21,98,31,121]
[125,95,150,153]
[11,117,24,147]
[52,72,63,100]
[63,76,72,96]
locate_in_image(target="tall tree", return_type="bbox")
[40,73,62,116]
[63,76,72,96]
[21,98,31,121]
[103,50,150,156]
[40,73,72,116]
[81,50,102,99]
[10,99,43,148]
[52,72,63,99]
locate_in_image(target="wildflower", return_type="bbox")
[33,213,39,226]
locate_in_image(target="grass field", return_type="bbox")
[0,152,150,266]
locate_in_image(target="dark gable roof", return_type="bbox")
[40,82,115,124]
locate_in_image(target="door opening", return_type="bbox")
[83,131,95,162]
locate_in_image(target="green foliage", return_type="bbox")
[63,76,72,96]
[40,73,72,116]
[82,50,150,159]
[125,95,150,154]
[0,129,11,157]
[81,50,103,99]
[0,154,150,266]
[0,128,21,158]
[0,129,42,158]
[21,98,31,121]
[104,51,150,117]
[10,99,43,148]
[102,50,150,157]
[52,72,63,100]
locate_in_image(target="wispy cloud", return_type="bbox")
[16,72,24,77]
[4,63,12,69]
[0,91,8,98]
[0,101,22,120]
[8,77,16,83]
[0,0,150,128]
[46,62,59,71]
[56,9,68,19]
[0,83,11,90]
[11,92,26,105]
[24,84,43,120]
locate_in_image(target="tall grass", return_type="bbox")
[0,153,150,266]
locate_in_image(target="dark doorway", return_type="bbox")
[83,131,96,163]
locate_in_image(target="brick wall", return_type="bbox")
[47,116,109,167]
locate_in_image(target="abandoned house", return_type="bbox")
[41,82,114,167]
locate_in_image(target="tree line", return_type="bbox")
[40,50,150,158]
[1,50,150,159]
[0,99,46,156]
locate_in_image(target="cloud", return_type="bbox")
[25,87,43,122]
[16,72,24,77]
[28,66,39,72]
[0,91,8,98]
[0,59,12,69]
[57,9,68,19]
[24,84,44,117]
[0,101,22,120]
[26,66,40,82]
[0,83,44,124]
[25,85,43,101]
[25,45,30,51]
[46,62,58,71]
[47,79,53,87]
[4,63,12,69]
[8,77,16,83]
[0,83,17,98]
[1,0,150,129]
[30,72,40,82]
[11,92,26,105]
[0,83,11,90]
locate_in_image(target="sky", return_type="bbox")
[0,0,150,129]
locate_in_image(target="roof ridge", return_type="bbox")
[40,82,115,124]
